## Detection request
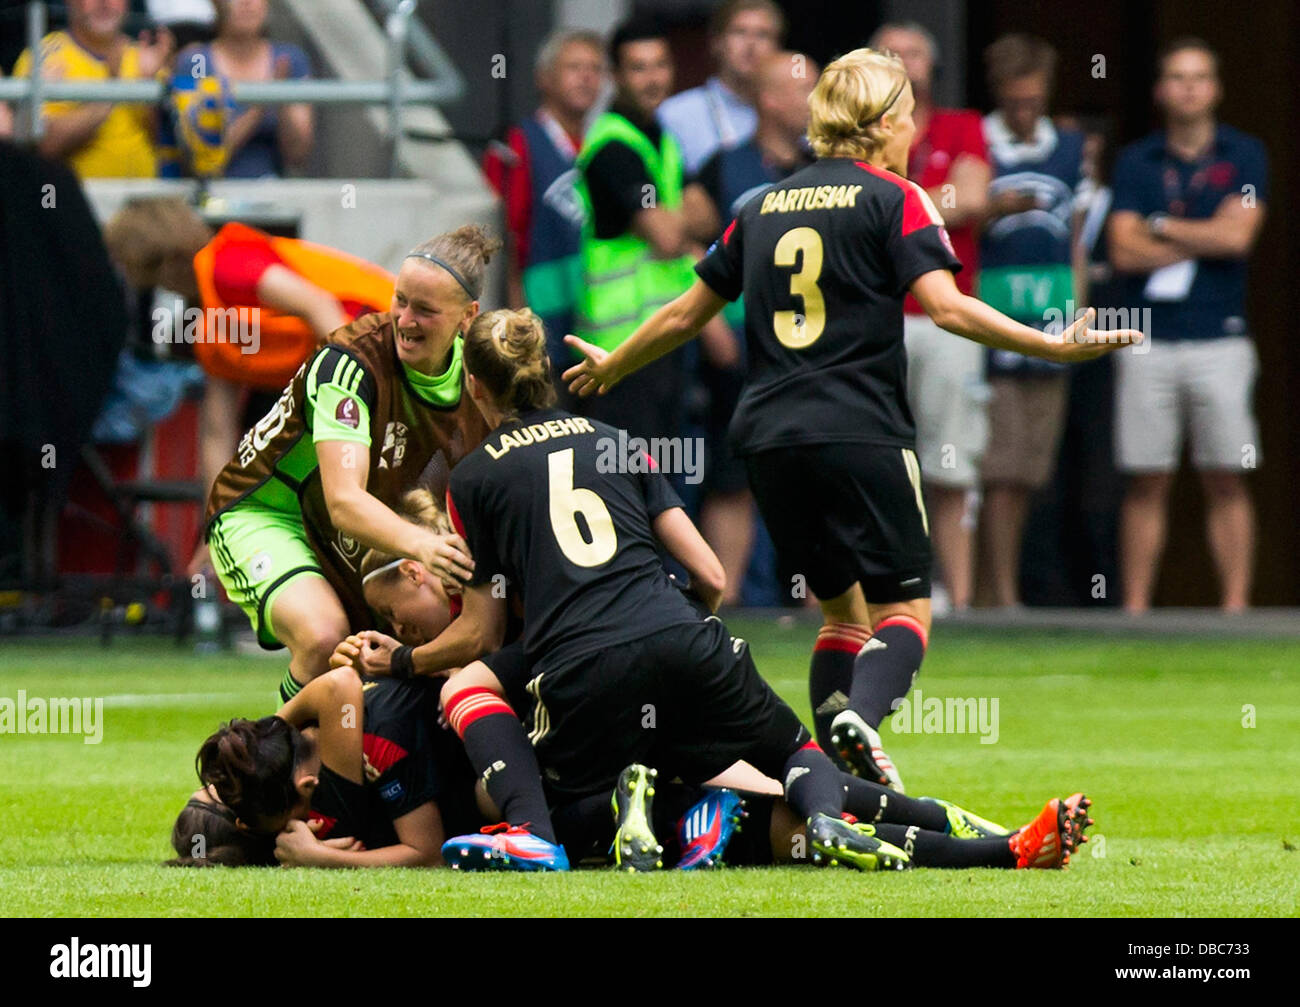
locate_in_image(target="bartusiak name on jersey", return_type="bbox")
[760,184,863,214]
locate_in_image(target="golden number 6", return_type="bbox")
[548,448,618,567]
[772,226,826,349]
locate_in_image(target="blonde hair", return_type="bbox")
[807,47,908,160]
[103,197,213,289]
[406,225,502,302]
[463,308,556,417]
[359,489,450,589]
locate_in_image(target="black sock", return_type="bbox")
[809,624,869,749]
[872,823,1016,869]
[842,775,949,832]
[278,669,306,705]
[781,743,846,820]
[446,688,557,845]
[849,617,927,728]
[551,791,615,863]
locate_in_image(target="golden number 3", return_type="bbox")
[772,226,826,348]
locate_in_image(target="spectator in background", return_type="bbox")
[572,15,734,443]
[175,0,313,178]
[147,0,217,49]
[977,35,1087,608]
[657,0,783,177]
[870,21,990,613]
[1107,39,1267,613]
[482,30,606,388]
[687,50,817,605]
[13,0,174,178]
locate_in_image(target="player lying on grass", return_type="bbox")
[562,47,1144,796]
[569,765,1091,871]
[341,495,1094,872]
[168,668,483,868]
[330,306,1004,874]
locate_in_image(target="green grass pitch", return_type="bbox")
[1,618,1297,917]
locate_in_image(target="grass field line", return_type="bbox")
[97,692,254,708]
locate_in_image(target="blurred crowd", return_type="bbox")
[1,0,1268,613]
[1,0,314,179]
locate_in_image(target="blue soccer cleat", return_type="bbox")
[676,789,746,870]
[442,823,570,872]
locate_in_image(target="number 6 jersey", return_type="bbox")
[446,409,698,675]
[694,156,962,457]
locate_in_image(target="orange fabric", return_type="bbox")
[191,223,395,390]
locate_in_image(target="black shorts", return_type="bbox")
[744,442,931,604]
[481,639,534,713]
[521,618,810,801]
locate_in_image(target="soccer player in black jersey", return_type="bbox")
[171,669,480,867]
[564,48,1142,792]
[374,307,912,872]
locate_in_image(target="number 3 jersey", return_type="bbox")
[446,408,699,675]
[695,156,962,457]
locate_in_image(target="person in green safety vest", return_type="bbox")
[572,14,737,443]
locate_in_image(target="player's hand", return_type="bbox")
[355,630,401,675]
[274,819,322,866]
[1045,307,1144,363]
[562,335,620,397]
[329,634,366,670]
[418,532,474,589]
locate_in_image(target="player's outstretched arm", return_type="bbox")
[653,507,726,613]
[908,268,1144,365]
[563,279,728,397]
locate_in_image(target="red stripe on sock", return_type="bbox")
[814,622,873,654]
[445,687,514,737]
[876,615,928,650]
[800,740,823,753]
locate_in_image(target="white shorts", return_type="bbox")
[1113,335,1259,472]
[904,313,988,489]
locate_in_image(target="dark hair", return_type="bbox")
[463,308,555,417]
[709,0,786,42]
[608,14,668,68]
[984,34,1057,92]
[165,797,277,868]
[1157,36,1219,76]
[195,717,312,834]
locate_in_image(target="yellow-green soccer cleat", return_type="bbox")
[611,763,664,871]
[927,798,1013,839]
[807,813,912,871]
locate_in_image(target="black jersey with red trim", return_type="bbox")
[309,676,478,847]
[694,157,962,456]
[446,408,697,675]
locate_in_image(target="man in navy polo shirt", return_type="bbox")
[1108,38,1268,613]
